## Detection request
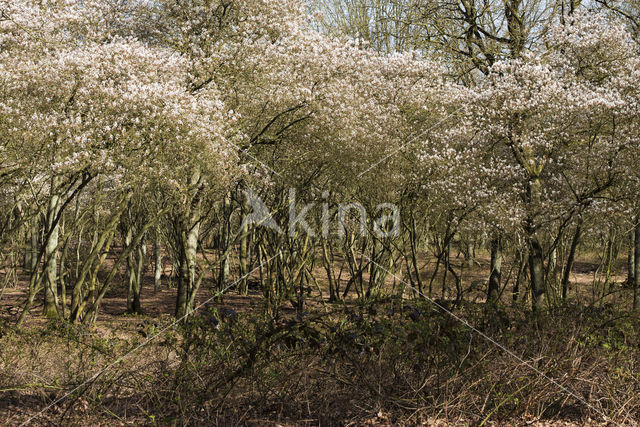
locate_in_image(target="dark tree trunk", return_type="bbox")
[529,236,545,312]
[562,220,582,300]
[513,248,526,303]
[634,218,640,311]
[175,246,190,318]
[487,235,502,302]
[628,230,635,288]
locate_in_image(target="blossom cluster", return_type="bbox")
[1,1,639,246]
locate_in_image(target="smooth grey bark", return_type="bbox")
[126,230,144,314]
[465,240,474,268]
[238,213,249,295]
[43,180,61,319]
[175,168,203,319]
[153,229,163,292]
[175,218,201,318]
[218,193,231,291]
[26,215,39,273]
[525,176,545,312]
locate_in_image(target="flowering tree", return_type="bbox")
[0,0,234,321]
[1,0,639,326]
[465,12,639,310]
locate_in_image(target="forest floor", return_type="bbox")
[0,251,638,425]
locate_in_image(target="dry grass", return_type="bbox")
[0,251,639,425]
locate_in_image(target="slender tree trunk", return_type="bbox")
[175,220,201,318]
[238,213,249,295]
[59,217,69,319]
[465,240,474,268]
[562,220,582,300]
[487,235,502,302]
[126,226,135,313]
[154,230,163,292]
[409,216,423,295]
[185,218,200,303]
[218,193,231,291]
[441,239,449,300]
[548,246,557,284]
[628,229,635,287]
[513,247,526,302]
[525,177,545,313]
[321,238,337,301]
[25,215,39,272]
[633,218,640,311]
[133,244,144,313]
[602,227,616,298]
[175,168,202,318]
[125,225,143,314]
[529,236,545,312]
[175,234,189,319]
[43,181,61,319]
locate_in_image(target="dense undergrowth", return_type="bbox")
[1,299,639,425]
